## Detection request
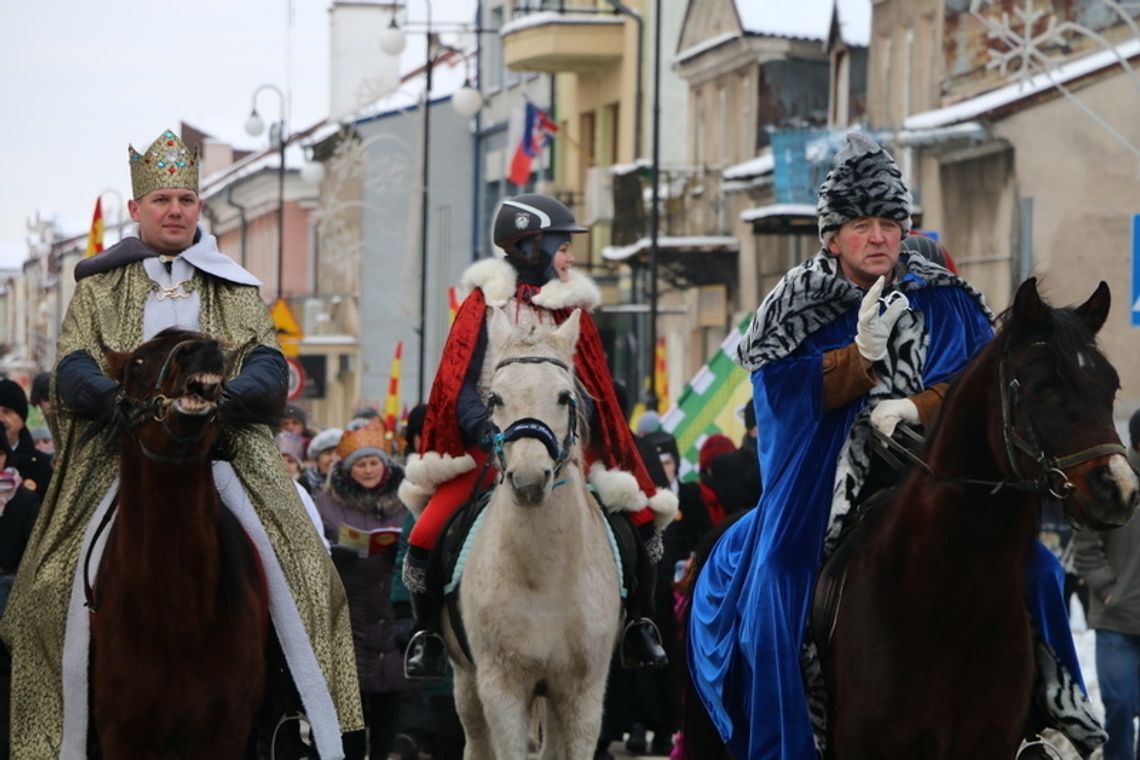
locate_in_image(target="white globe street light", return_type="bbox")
[300,160,326,186]
[244,111,265,138]
[379,18,408,55]
[452,82,483,117]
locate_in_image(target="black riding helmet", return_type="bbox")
[493,194,587,265]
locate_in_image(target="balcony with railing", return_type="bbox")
[501,2,626,73]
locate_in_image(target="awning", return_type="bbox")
[602,235,739,263]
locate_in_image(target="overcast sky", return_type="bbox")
[0,0,474,269]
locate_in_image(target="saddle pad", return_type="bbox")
[444,497,627,600]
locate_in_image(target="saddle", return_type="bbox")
[424,481,634,666]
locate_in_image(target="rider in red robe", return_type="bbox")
[399,194,678,679]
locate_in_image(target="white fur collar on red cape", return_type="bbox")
[460,257,601,311]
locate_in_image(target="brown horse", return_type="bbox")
[678,280,1139,759]
[90,329,269,758]
[819,279,1139,758]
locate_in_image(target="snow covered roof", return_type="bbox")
[674,31,739,65]
[740,203,818,223]
[832,0,871,47]
[602,235,739,262]
[199,140,313,198]
[500,10,623,38]
[722,150,775,180]
[904,36,1140,130]
[352,49,473,123]
[735,0,831,41]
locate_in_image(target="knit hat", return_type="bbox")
[816,133,913,246]
[307,427,343,460]
[0,379,29,421]
[636,410,662,436]
[336,427,388,470]
[283,404,307,426]
[275,431,306,462]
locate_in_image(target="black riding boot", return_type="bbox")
[403,590,448,681]
[618,523,668,670]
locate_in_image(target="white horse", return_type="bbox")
[445,308,622,760]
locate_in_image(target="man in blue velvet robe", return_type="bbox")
[687,134,1103,759]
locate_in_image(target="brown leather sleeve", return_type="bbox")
[822,343,877,411]
[910,382,950,430]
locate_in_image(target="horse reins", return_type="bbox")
[874,348,1125,499]
[490,355,579,482]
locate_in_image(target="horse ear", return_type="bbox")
[104,350,131,382]
[1011,277,1047,327]
[554,309,582,353]
[1074,281,1111,334]
[487,307,513,349]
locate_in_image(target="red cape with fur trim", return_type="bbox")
[420,285,658,528]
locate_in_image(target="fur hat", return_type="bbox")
[0,379,29,421]
[816,133,913,245]
[307,427,343,460]
[337,427,388,470]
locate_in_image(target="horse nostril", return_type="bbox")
[1089,467,1118,501]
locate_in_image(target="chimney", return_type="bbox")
[329,1,403,121]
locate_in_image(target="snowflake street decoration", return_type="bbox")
[970,0,1140,158]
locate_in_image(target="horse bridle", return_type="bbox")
[997,347,1125,499]
[875,344,1126,500]
[120,338,219,465]
[489,355,579,482]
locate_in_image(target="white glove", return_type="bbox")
[854,276,910,362]
[870,398,920,437]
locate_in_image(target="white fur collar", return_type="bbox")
[460,257,601,311]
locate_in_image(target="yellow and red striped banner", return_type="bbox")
[448,286,461,325]
[654,335,669,409]
[84,197,104,258]
[384,341,403,434]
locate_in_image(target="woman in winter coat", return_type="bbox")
[314,427,413,759]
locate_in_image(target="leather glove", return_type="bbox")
[854,276,910,362]
[870,398,920,437]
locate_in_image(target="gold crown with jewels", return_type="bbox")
[128,129,199,199]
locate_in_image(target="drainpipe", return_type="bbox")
[604,0,643,160]
[226,183,249,268]
[471,0,484,260]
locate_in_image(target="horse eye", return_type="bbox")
[133,358,144,366]
[557,391,572,406]
[488,393,503,408]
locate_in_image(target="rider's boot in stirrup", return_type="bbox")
[621,617,668,670]
[403,591,447,680]
[620,526,668,670]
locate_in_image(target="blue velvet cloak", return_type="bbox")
[689,278,996,759]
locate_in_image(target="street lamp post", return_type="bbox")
[380,1,485,405]
[244,83,288,301]
[647,0,662,413]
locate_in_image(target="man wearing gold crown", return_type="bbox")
[0,130,364,757]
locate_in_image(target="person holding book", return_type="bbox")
[313,426,413,758]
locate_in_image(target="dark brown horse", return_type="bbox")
[819,279,1139,758]
[678,280,1139,759]
[90,329,269,758]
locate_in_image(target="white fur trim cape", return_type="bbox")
[460,257,601,311]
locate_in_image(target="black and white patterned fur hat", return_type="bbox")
[816,133,913,245]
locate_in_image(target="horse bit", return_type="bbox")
[488,355,579,483]
[120,338,219,465]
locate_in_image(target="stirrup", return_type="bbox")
[620,617,668,670]
[403,630,448,681]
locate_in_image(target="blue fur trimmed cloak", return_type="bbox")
[689,251,999,757]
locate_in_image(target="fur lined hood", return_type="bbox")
[460,257,601,311]
[326,459,405,518]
